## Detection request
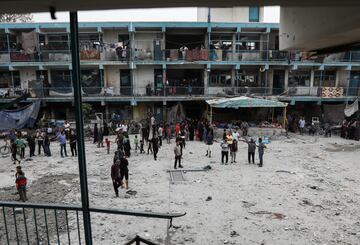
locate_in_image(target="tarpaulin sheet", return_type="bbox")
[344,99,359,117]
[0,100,41,130]
[206,96,287,108]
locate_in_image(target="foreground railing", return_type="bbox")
[0,201,185,245]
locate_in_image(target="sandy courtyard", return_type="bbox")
[0,133,360,244]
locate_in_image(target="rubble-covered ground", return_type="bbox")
[0,133,359,244]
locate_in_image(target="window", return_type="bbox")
[0,71,11,88]
[81,69,101,94]
[314,70,336,87]
[40,34,69,51]
[249,7,260,22]
[51,70,71,87]
[236,70,259,86]
[289,70,311,87]
[209,70,232,87]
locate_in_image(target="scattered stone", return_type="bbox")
[206,196,212,201]
[223,240,229,244]
[230,231,239,237]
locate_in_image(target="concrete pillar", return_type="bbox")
[335,70,340,87]
[267,69,274,95]
[284,69,289,91]
[204,69,209,95]
[232,33,236,61]
[205,32,209,49]
[231,68,236,87]
[310,69,315,87]
[105,104,109,121]
[130,31,135,60]
[162,68,166,96]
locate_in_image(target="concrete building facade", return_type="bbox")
[0,21,359,123]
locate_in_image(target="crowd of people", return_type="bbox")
[340,119,360,141]
[6,116,267,200]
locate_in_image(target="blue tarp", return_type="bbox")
[206,96,287,108]
[0,100,41,130]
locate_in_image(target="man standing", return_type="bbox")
[111,160,121,197]
[57,130,68,158]
[26,133,36,157]
[240,138,256,164]
[299,117,306,135]
[69,130,77,157]
[257,138,267,167]
[158,125,163,147]
[36,130,44,155]
[174,140,183,169]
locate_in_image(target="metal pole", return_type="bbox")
[69,12,93,245]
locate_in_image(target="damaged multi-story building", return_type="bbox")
[0,7,359,124]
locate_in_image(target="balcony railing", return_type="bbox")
[2,86,358,100]
[1,49,360,63]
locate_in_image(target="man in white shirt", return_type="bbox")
[232,129,240,142]
[299,117,306,135]
[158,126,163,147]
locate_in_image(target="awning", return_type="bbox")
[206,96,288,108]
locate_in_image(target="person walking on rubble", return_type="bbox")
[257,138,267,167]
[15,166,27,202]
[299,117,306,135]
[220,139,229,164]
[174,140,183,169]
[205,129,214,158]
[111,159,121,197]
[240,138,256,164]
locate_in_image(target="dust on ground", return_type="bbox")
[0,134,360,244]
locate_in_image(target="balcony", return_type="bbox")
[2,85,358,101]
[1,49,360,64]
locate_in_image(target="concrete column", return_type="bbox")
[284,69,289,91]
[232,33,236,61]
[130,32,135,61]
[162,68,166,96]
[204,69,209,95]
[105,104,109,121]
[231,68,236,87]
[205,32,209,49]
[310,69,315,87]
[335,69,340,87]
[267,69,274,95]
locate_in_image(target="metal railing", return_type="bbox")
[2,86,359,99]
[0,201,185,245]
[2,49,360,63]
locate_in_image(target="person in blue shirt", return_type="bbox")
[57,130,68,158]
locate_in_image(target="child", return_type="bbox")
[167,126,172,144]
[134,135,139,153]
[205,131,213,158]
[105,138,111,154]
[220,140,229,165]
[174,140,183,169]
[230,139,238,163]
[15,166,27,202]
[140,140,145,153]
